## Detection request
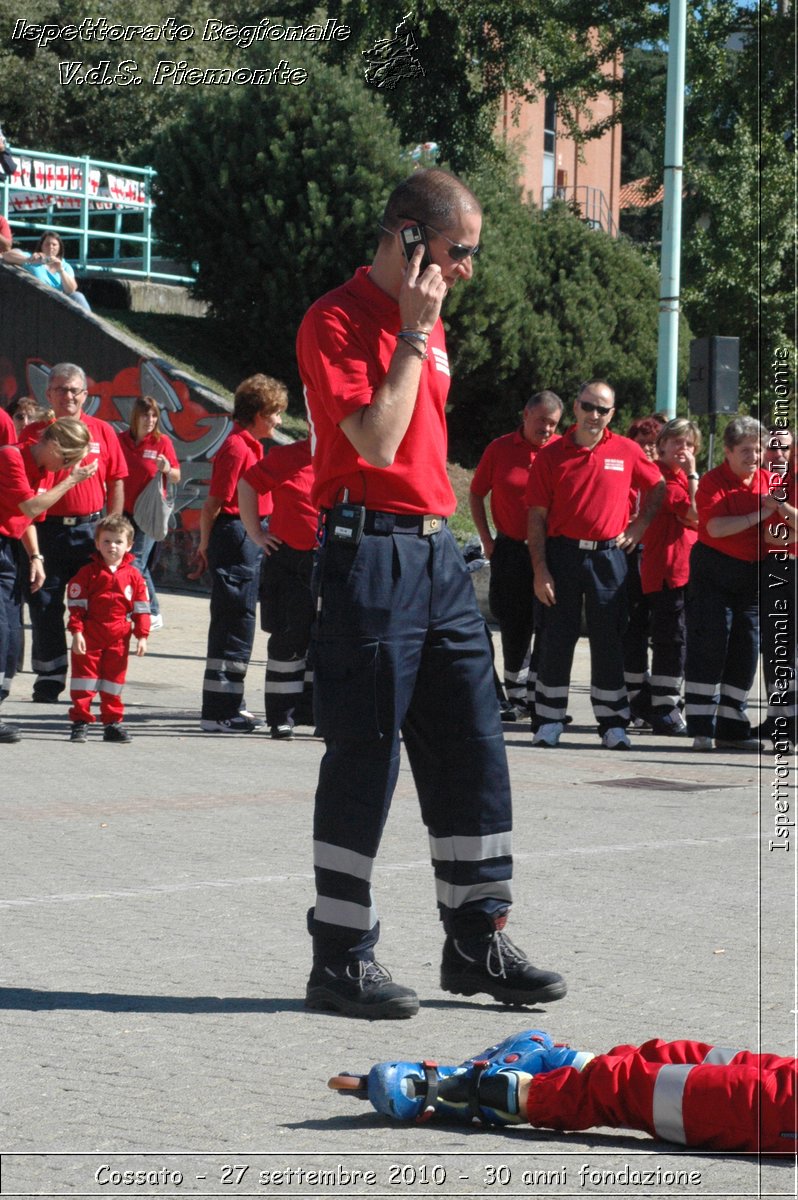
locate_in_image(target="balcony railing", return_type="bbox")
[540,185,617,238]
[1,146,193,284]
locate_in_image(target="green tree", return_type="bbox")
[443,159,690,461]
[307,0,657,174]
[150,55,407,386]
[617,2,795,404]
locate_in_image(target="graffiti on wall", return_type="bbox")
[1,354,232,586]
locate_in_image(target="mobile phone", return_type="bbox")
[400,224,432,273]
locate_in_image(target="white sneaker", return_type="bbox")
[531,721,564,747]
[692,736,714,752]
[602,727,631,750]
[148,614,164,631]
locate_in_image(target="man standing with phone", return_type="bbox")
[297,168,566,1019]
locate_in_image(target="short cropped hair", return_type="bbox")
[577,379,616,405]
[656,417,703,455]
[724,415,766,449]
[48,363,87,390]
[40,417,90,464]
[380,169,481,239]
[526,390,563,413]
[627,415,665,442]
[233,374,288,428]
[94,514,134,544]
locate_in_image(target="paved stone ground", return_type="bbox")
[1,589,793,1198]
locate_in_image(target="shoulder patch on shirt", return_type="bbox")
[430,347,450,377]
[124,585,133,600]
[68,582,81,597]
[604,458,625,472]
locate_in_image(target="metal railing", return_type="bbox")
[540,185,617,238]
[1,146,194,283]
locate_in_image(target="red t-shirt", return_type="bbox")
[119,429,179,513]
[297,265,455,515]
[0,444,52,538]
[470,430,560,541]
[639,463,698,593]
[21,413,127,516]
[696,462,769,562]
[209,423,272,517]
[525,426,662,541]
[0,215,12,247]
[0,406,16,447]
[243,438,317,551]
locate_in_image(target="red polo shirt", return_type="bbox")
[209,423,272,517]
[243,438,317,551]
[696,462,769,562]
[21,413,127,516]
[119,429,179,513]
[640,463,697,593]
[525,426,662,541]
[0,444,52,538]
[0,406,16,447]
[471,430,560,542]
[297,265,455,515]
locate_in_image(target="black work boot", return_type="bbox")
[305,959,419,1019]
[441,909,566,1006]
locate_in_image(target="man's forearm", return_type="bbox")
[527,508,549,571]
[338,340,425,467]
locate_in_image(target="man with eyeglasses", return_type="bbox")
[526,381,665,750]
[20,362,127,702]
[296,168,566,1020]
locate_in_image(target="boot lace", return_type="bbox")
[486,931,528,979]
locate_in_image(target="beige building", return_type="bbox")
[496,57,622,236]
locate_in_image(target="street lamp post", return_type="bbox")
[655,0,687,418]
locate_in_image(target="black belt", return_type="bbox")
[45,511,102,527]
[321,508,447,537]
[363,510,446,537]
[558,534,619,551]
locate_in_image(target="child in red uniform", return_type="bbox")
[66,515,150,743]
[335,1027,797,1154]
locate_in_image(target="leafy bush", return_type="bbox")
[444,160,691,462]
[151,58,407,390]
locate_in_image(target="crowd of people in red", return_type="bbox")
[0,362,793,754]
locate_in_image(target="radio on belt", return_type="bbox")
[330,491,365,544]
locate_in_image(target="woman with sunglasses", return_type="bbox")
[0,418,96,740]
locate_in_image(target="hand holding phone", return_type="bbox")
[400,224,432,274]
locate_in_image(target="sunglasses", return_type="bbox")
[579,400,613,416]
[423,223,481,262]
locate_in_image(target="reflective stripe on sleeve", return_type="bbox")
[651,1063,695,1145]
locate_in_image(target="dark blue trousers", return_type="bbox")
[259,543,315,728]
[534,537,630,733]
[622,547,652,718]
[684,542,759,739]
[28,518,96,697]
[648,584,687,718]
[488,534,542,706]
[200,515,261,721]
[0,536,23,699]
[309,521,513,966]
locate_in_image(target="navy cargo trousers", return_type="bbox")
[309,515,513,966]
